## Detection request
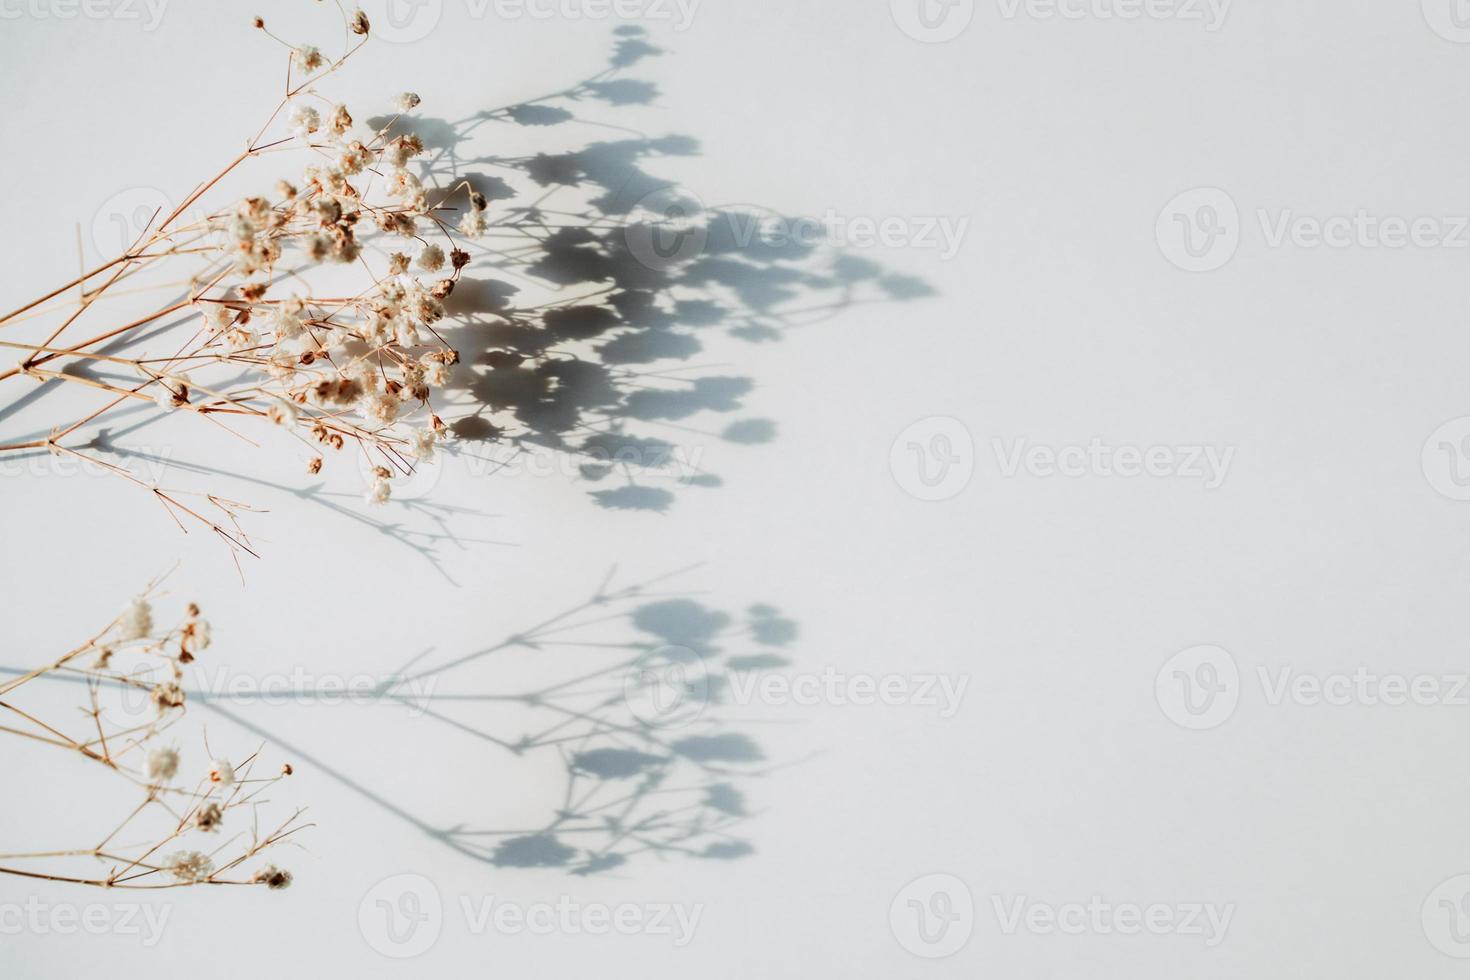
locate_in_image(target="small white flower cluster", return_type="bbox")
[181,79,474,507]
[164,850,214,883]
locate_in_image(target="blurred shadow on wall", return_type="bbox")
[0,27,932,570]
[374,25,934,514]
[200,566,807,875]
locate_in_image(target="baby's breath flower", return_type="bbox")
[210,759,236,788]
[151,681,185,712]
[459,209,487,239]
[417,244,445,273]
[292,45,325,72]
[119,598,153,641]
[154,386,181,412]
[195,802,224,833]
[338,140,372,175]
[266,396,299,428]
[424,358,453,389]
[183,615,211,654]
[225,325,259,352]
[145,747,179,783]
[360,391,401,425]
[367,474,392,505]
[289,104,321,137]
[408,427,438,461]
[270,305,304,340]
[203,304,234,331]
[164,850,214,883]
[327,103,353,137]
[253,865,293,890]
[393,92,421,112]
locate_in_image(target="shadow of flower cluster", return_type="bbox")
[199,567,802,875]
[386,26,933,514]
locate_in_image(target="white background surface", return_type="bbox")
[5,0,1470,976]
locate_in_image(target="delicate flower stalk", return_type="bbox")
[0,585,306,890]
[0,6,469,557]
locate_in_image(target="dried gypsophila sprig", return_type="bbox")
[0,584,307,890]
[0,6,487,556]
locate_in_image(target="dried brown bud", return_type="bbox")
[240,283,268,302]
[450,248,471,270]
[349,9,370,35]
[252,15,264,28]
[431,278,454,299]
[307,457,323,475]
[282,763,294,776]
[470,191,488,212]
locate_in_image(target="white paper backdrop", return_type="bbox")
[5,0,1470,976]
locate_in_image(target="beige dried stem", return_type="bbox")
[0,6,484,559]
[0,583,307,890]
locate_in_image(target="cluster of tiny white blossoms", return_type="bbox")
[187,20,481,500]
[0,7,497,543]
[0,591,303,891]
[128,10,491,508]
